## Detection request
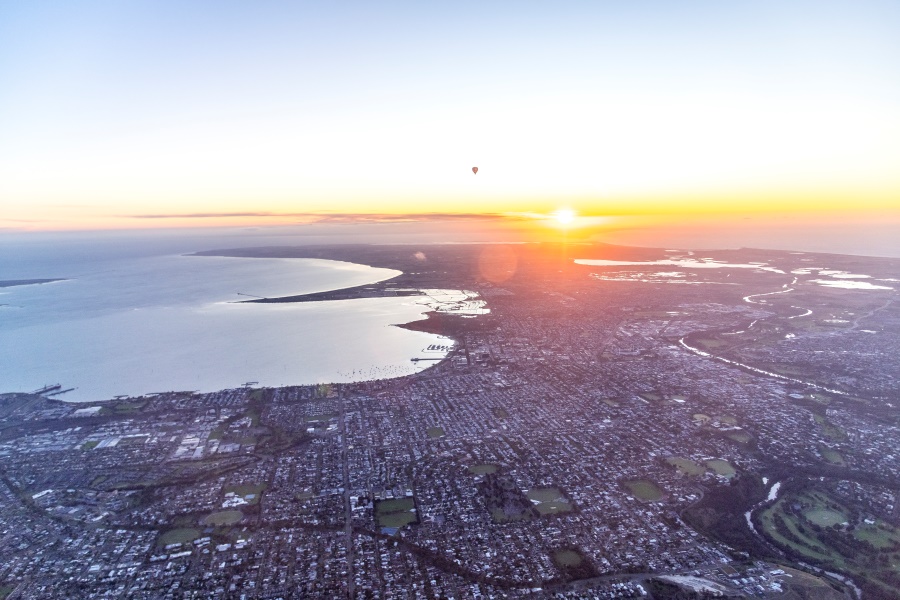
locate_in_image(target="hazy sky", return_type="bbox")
[1,1,899,235]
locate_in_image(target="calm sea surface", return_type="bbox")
[1,236,451,402]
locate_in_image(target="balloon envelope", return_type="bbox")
[472,167,478,174]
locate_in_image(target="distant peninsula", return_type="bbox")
[0,278,67,288]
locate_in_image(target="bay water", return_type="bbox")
[1,235,451,402]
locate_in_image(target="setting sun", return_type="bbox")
[553,208,576,226]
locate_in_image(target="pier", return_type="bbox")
[31,384,61,395]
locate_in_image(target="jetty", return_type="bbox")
[31,384,61,395]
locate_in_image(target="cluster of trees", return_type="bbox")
[682,472,774,559]
[549,548,597,582]
[476,473,538,521]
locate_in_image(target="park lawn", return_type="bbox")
[810,393,833,405]
[159,528,200,546]
[812,414,847,442]
[378,511,418,527]
[426,427,445,439]
[725,430,752,444]
[854,522,900,549]
[705,459,736,477]
[203,510,243,526]
[767,364,812,377]
[757,492,890,585]
[804,508,847,527]
[113,400,147,413]
[760,502,831,560]
[468,464,498,475]
[624,480,663,501]
[820,447,846,465]
[491,507,513,523]
[224,483,267,504]
[527,488,563,503]
[207,425,225,440]
[666,457,705,476]
[375,497,418,528]
[303,413,337,423]
[696,338,727,349]
[536,501,573,515]
[376,498,414,513]
[758,487,900,593]
[553,549,583,567]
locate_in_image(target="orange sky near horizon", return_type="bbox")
[3,186,897,233]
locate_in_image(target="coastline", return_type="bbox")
[192,246,491,339]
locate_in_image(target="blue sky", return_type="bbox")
[1,1,899,230]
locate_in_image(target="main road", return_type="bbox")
[337,388,356,598]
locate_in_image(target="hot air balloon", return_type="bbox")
[472,167,478,174]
